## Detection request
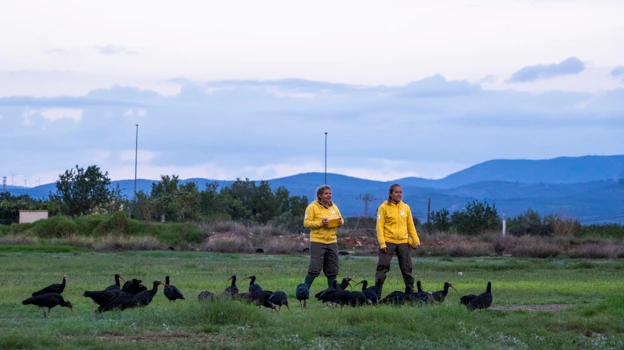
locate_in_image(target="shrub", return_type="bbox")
[545,214,580,237]
[200,234,253,253]
[29,215,77,238]
[261,236,303,254]
[0,234,39,245]
[94,235,167,251]
[6,223,34,235]
[568,244,622,259]
[74,214,109,236]
[96,211,133,235]
[507,236,560,258]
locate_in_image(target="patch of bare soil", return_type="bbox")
[490,304,573,312]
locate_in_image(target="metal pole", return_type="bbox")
[134,124,139,202]
[324,132,327,184]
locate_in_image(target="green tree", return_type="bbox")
[50,165,113,217]
[452,200,501,235]
[430,208,452,232]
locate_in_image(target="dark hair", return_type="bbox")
[387,183,401,203]
[316,185,331,201]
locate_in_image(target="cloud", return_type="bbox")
[507,57,585,83]
[44,48,72,55]
[0,95,143,108]
[3,75,623,184]
[611,66,624,78]
[94,45,138,55]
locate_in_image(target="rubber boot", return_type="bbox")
[375,279,384,298]
[327,275,337,289]
[304,274,316,289]
[405,284,414,294]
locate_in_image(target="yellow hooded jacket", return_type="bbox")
[376,200,420,249]
[303,201,343,244]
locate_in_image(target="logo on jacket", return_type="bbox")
[331,209,336,214]
[400,210,406,216]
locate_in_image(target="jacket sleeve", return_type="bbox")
[376,204,387,249]
[406,206,420,245]
[303,204,321,229]
[335,205,345,226]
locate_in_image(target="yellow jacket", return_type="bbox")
[303,201,343,244]
[376,200,420,249]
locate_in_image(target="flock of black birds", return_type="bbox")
[21,273,493,317]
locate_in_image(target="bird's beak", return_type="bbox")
[228,277,233,281]
[241,277,249,281]
[354,282,362,287]
[119,276,125,281]
[70,307,75,314]
[451,285,458,293]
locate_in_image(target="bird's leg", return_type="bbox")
[303,300,307,309]
[286,304,290,312]
[40,307,46,318]
[47,308,52,318]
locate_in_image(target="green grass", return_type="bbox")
[1,252,623,349]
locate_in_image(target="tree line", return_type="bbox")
[0,164,617,237]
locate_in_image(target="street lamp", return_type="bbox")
[324,132,328,185]
[134,124,139,203]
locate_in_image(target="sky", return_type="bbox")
[1,0,623,186]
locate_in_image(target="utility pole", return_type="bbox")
[134,124,139,203]
[2,176,6,194]
[324,132,328,185]
[502,211,506,237]
[427,197,431,225]
[357,193,377,217]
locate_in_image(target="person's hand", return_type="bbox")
[413,243,420,249]
[322,218,328,227]
[380,247,387,254]
[338,218,344,227]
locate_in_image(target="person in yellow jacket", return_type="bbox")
[374,183,420,295]
[302,185,344,289]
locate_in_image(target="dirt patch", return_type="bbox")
[490,304,573,312]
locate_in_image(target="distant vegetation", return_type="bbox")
[1,164,623,258]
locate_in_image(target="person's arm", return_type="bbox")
[376,205,387,251]
[303,204,322,229]
[406,206,420,247]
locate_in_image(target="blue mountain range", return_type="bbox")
[5,155,624,224]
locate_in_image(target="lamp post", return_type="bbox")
[324,132,328,185]
[134,124,139,204]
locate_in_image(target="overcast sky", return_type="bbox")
[1,0,623,186]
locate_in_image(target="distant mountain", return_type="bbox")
[5,155,624,224]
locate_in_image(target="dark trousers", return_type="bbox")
[308,242,339,277]
[375,242,414,288]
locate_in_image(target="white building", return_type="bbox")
[19,210,49,223]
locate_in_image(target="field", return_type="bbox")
[1,246,623,349]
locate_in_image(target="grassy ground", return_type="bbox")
[1,247,623,349]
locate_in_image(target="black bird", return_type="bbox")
[242,275,262,293]
[83,289,128,310]
[224,275,238,297]
[32,275,67,296]
[337,277,354,291]
[295,283,309,309]
[105,274,124,292]
[315,280,339,306]
[134,280,167,307]
[22,293,74,318]
[467,281,493,310]
[415,280,434,304]
[121,279,147,296]
[96,292,136,312]
[163,276,185,302]
[268,291,289,313]
[380,290,411,305]
[346,291,372,307]
[198,290,216,302]
[460,294,477,306]
[354,280,380,305]
[431,282,458,303]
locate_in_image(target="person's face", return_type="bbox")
[390,186,402,203]
[320,189,332,204]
